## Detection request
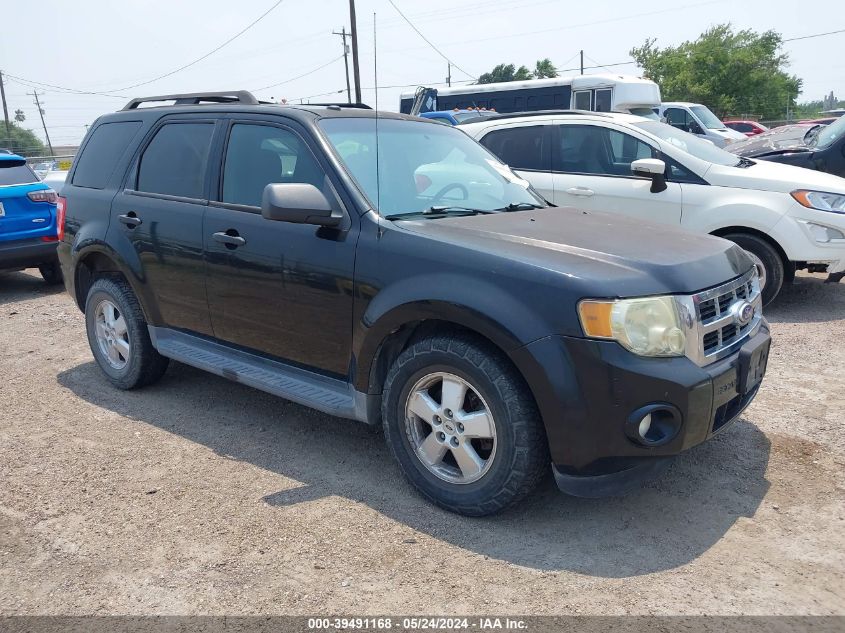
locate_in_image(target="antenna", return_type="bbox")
[373,11,380,212]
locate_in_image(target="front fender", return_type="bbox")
[353,273,554,393]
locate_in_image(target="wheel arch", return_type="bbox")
[73,245,156,320]
[710,225,794,280]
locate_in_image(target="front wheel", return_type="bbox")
[723,233,784,305]
[382,335,548,516]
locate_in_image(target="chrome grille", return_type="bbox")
[676,268,763,366]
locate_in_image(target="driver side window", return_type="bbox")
[222,123,325,208]
[664,108,688,130]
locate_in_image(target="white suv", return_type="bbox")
[461,111,845,303]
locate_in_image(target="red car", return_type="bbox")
[723,120,769,136]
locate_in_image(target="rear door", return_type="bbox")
[109,118,217,335]
[0,161,54,243]
[476,122,554,201]
[550,121,684,225]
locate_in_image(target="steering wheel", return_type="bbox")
[430,183,469,205]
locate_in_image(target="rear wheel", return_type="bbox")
[85,277,169,389]
[382,334,548,516]
[723,233,784,305]
[38,261,63,285]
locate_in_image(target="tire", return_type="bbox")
[723,233,784,306]
[38,261,63,285]
[84,276,169,390]
[382,334,548,516]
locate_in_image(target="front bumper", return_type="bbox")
[771,212,845,273]
[0,238,58,271]
[512,322,771,483]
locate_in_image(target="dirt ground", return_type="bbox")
[0,269,843,616]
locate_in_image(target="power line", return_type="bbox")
[783,28,845,42]
[251,56,345,92]
[113,0,287,92]
[385,0,476,80]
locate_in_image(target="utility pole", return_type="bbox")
[349,0,362,104]
[333,27,353,104]
[580,50,584,75]
[447,63,451,87]
[29,91,53,156]
[0,70,11,148]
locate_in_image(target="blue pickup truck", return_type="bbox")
[0,153,63,284]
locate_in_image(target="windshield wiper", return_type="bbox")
[495,202,546,212]
[386,206,497,220]
[735,157,756,168]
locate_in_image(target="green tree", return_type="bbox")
[477,63,533,84]
[1,122,46,157]
[630,25,802,120]
[533,58,558,79]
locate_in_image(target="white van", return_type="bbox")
[461,111,845,304]
[658,102,746,148]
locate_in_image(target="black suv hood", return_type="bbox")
[396,207,751,297]
[730,124,816,157]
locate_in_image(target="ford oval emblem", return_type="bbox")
[734,301,755,326]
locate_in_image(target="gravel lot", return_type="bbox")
[1,269,843,615]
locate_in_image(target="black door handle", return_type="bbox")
[212,231,246,247]
[118,212,142,228]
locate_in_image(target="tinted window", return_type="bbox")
[222,124,325,208]
[664,108,688,128]
[732,122,753,133]
[555,125,655,176]
[480,126,550,171]
[72,121,142,189]
[574,91,591,110]
[137,123,214,199]
[595,89,612,113]
[0,164,38,186]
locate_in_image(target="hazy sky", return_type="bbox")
[2,0,843,148]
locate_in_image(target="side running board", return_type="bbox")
[148,327,368,422]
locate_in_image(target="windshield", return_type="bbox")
[812,116,845,149]
[629,107,660,120]
[690,105,725,129]
[319,117,544,218]
[634,121,741,166]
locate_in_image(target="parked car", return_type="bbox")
[728,116,845,179]
[462,111,845,303]
[41,170,69,193]
[0,153,63,283]
[798,118,837,126]
[31,160,58,179]
[58,91,771,516]
[419,109,500,125]
[658,102,746,147]
[724,120,769,137]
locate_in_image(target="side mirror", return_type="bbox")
[631,158,668,193]
[261,183,342,227]
[688,121,704,135]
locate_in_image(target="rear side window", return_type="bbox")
[72,121,142,189]
[0,164,38,186]
[480,126,550,171]
[137,123,214,199]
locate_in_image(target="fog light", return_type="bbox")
[806,222,845,243]
[638,414,652,439]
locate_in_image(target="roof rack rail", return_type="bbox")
[300,102,372,109]
[121,90,259,111]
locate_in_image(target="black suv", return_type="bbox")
[58,91,771,516]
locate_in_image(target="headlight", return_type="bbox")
[791,190,845,214]
[578,296,686,357]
